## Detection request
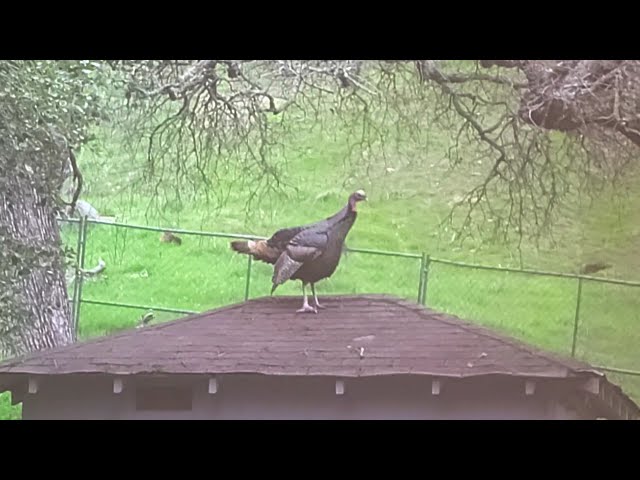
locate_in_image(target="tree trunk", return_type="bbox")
[0,152,74,358]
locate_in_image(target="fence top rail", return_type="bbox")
[57,216,640,286]
[594,366,640,377]
[344,247,422,259]
[430,257,640,287]
[58,217,267,241]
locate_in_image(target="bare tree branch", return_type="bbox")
[111,59,640,247]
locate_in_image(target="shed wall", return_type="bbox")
[19,374,580,420]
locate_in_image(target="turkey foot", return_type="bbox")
[296,304,318,314]
[313,299,326,309]
[296,289,318,314]
[311,283,326,309]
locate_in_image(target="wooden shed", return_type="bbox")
[0,294,637,420]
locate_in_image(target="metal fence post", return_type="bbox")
[419,254,431,305]
[571,276,584,358]
[417,253,426,304]
[244,255,253,301]
[73,216,89,341]
[71,218,83,332]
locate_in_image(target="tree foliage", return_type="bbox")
[0,60,117,356]
[418,60,640,244]
[116,60,640,245]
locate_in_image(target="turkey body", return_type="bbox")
[230,190,366,312]
[279,209,357,286]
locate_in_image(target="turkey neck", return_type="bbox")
[321,206,357,263]
[331,207,357,240]
[325,197,357,225]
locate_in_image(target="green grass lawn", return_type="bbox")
[2,101,640,420]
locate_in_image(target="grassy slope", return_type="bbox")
[2,102,639,419]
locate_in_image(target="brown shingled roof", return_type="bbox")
[0,294,604,379]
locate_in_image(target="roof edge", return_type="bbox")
[388,296,601,375]
[0,296,258,369]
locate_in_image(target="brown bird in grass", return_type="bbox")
[580,262,612,275]
[160,231,182,245]
[230,190,367,313]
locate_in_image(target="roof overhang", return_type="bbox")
[2,369,637,420]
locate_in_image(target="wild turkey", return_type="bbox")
[230,190,367,313]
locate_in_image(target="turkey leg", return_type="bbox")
[296,284,318,314]
[310,283,326,309]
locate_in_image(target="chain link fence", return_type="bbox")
[572,278,640,402]
[59,216,640,402]
[424,259,579,355]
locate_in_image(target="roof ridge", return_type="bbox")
[387,297,600,375]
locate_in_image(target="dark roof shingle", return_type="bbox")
[0,294,602,379]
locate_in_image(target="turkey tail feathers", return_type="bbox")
[230,239,280,264]
[230,240,253,254]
